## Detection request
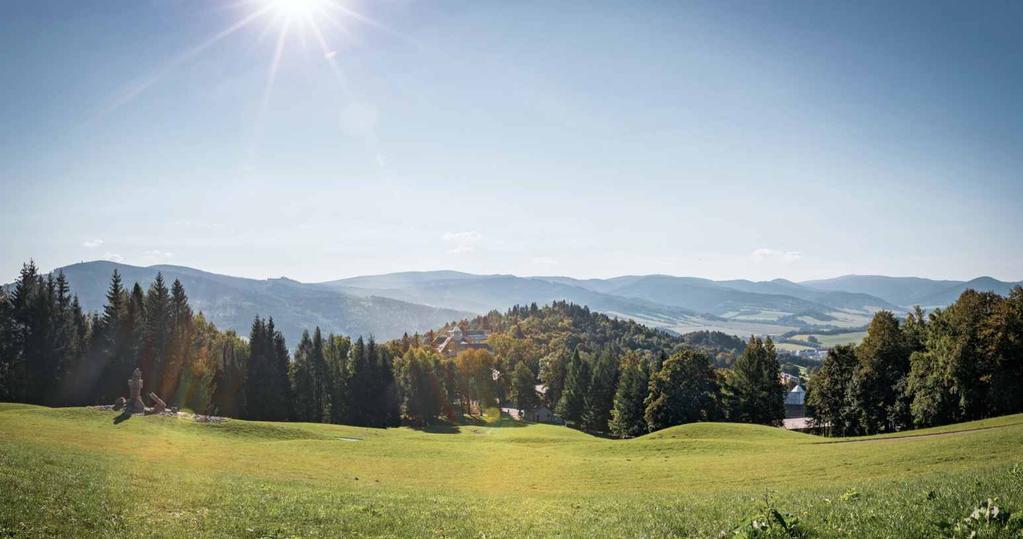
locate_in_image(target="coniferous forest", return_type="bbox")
[2,260,1022,437]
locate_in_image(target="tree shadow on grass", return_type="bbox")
[416,423,461,434]
[112,410,133,424]
[488,416,528,428]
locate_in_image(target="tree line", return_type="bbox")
[0,266,789,434]
[6,261,1018,437]
[806,287,1023,435]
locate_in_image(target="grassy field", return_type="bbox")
[2,404,1023,537]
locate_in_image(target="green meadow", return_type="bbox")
[2,403,1023,538]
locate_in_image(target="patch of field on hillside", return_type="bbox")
[2,403,1022,537]
[791,331,868,347]
[775,342,816,352]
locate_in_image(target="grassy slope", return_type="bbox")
[2,404,1022,537]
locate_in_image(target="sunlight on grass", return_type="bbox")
[2,403,1022,537]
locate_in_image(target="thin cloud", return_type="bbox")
[82,239,104,248]
[442,231,482,254]
[531,256,559,266]
[104,252,124,263]
[751,248,802,263]
[144,250,175,261]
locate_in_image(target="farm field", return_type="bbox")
[774,342,816,353]
[2,403,1022,537]
[791,331,868,348]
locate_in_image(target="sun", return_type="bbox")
[267,0,326,19]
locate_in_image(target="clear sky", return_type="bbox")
[2,0,1021,284]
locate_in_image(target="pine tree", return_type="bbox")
[162,279,193,399]
[290,330,317,422]
[510,360,538,414]
[143,273,171,392]
[0,287,14,402]
[324,334,351,424]
[555,349,589,427]
[346,337,369,425]
[538,349,568,409]
[609,352,649,437]
[728,336,785,425]
[583,350,618,432]
[94,269,132,403]
[268,318,292,421]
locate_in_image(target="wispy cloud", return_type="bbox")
[144,249,174,261]
[530,256,559,266]
[751,248,802,263]
[104,252,124,263]
[82,239,104,248]
[442,231,482,254]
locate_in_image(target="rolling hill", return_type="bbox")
[2,403,1021,537]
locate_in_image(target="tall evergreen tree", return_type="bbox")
[609,352,649,437]
[806,344,859,435]
[583,349,618,432]
[142,273,171,393]
[728,336,785,425]
[290,330,318,422]
[555,349,589,427]
[346,337,370,424]
[323,334,351,424]
[0,287,14,402]
[510,360,539,414]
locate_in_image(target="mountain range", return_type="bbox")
[8,261,1020,346]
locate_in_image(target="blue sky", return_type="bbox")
[2,0,1021,283]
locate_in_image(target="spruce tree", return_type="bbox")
[0,287,13,402]
[729,336,785,425]
[609,352,649,437]
[583,350,618,432]
[143,273,171,392]
[290,330,317,422]
[510,360,539,414]
[96,269,131,403]
[555,349,589,427]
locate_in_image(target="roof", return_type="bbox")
[785,384,806,405]
[782,417,813,430]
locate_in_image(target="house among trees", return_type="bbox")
[784,384,806,418]
[435,327,490,357]
[501,405,563,424]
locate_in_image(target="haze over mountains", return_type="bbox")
[14,261,1018,346]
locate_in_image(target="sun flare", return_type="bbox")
[267,0,326,19]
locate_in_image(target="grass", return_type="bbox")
[2,404,1023,537]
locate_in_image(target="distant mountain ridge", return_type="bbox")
[24,261,472,346]
[8,262,1019,344]
[800,275,1023,307]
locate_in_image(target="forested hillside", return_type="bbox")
[2,259,1021,440]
